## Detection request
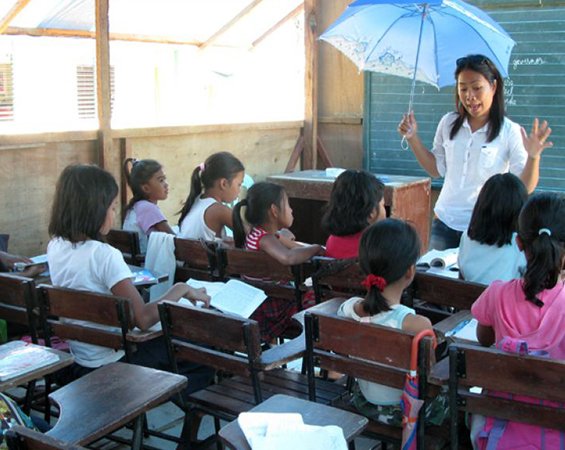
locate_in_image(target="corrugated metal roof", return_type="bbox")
[4,0,303,47]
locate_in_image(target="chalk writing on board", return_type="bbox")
[511,57,546,71]
[504,78,517,107]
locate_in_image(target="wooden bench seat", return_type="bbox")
[305,310,436,448]
[158,301,346,447]
[7,425,86,450]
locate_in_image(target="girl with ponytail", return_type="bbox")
[472,192,565,358]
[123,158,174,252]
[178,152,244,241]
[337,218,432,425]
[232,182,324,342]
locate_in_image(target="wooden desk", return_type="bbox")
[0,342,73,392]
[46,362,187,447]
[35,266,168,289]
[268,170,431,249]
[218,394,368,450]
[429,311,479,386]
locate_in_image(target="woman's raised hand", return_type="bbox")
[398,111,418,140]
[521,118,553,159]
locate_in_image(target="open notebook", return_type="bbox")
[186,279,267,319]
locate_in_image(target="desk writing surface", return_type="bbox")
[218,394,368,450]
[267,170,431,249]
[0,342,73,392]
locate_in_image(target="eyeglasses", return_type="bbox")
[456,55,491,68]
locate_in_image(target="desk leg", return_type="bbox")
[132,415,144,450]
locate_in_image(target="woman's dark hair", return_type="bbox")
[123,158,162,212]
[467,173,528,247]
[49,164,118,243]
[359,219,421,315]
[178,152,245,226]
[232,182,285,248]
[518,192,565,306]
[450,54,505,143]
[321,170,385,236]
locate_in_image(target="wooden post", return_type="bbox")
[95,0,112,168]
[303,0,318,170]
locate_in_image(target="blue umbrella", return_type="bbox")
[320,0,515,111]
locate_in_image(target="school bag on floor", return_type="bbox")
[0,393,36,450]
[473,337,565,450]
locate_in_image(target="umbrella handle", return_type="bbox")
[410,329,437,372]
[401,135,410,151]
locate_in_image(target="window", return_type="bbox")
[76,64,115,119]
[0,57,14,121]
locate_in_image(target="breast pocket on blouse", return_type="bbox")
[478,146,499,178]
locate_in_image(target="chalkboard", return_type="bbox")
[364,0,565,192]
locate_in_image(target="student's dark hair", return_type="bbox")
[467,173,528,247]
[177,152,245,226]
[321,170,385,236]
[49,164,118,243]
[518,192,565,306]
[123,158,162,212]
[450,54,505,143]
[359,219,421,315]
[232,182,286,248]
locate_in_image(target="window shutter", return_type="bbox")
[76,65,114,119]
[0,58,14,122]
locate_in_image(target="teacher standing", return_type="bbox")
[398,54,553,250]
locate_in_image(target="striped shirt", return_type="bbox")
[245,226,269,251]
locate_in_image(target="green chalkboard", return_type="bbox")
[364,0,565,192]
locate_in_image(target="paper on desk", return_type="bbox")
[238,412,347,450]
[447,318,478,342]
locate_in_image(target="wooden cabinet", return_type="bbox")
[267,170,431,250]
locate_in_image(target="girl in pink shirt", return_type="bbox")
[470,193,565,450]
[472,192,565,359]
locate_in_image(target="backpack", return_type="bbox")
[0,393,36,450]
[472,337,565,450]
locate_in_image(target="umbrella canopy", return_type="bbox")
[400,329,436,450]
[320,0,515,106]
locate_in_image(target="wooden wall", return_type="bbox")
[317,0,364,169]
[120,122,302,225]
[0,121,301,255]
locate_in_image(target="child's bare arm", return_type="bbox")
[476,323,495,347]
[111,280,210,331]
[152,220,176,235]
[260,234,323,265]
[204,203,233,236]
[402,314,433,334]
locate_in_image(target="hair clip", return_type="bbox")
[361,274,387,292]
[538,228,552,237]
[198,162,205,173]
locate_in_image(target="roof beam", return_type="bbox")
[0,0,31,34]
[199,0,264,50]
[251,3,304,49]
[4,26,202,46]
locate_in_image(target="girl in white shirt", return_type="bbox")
[398,54,552,250]
[48,164,210,382]
[338,219,432,425]
[458,173,527,284]
[178,152,245,241]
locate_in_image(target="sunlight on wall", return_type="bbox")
[0,14,304,134]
